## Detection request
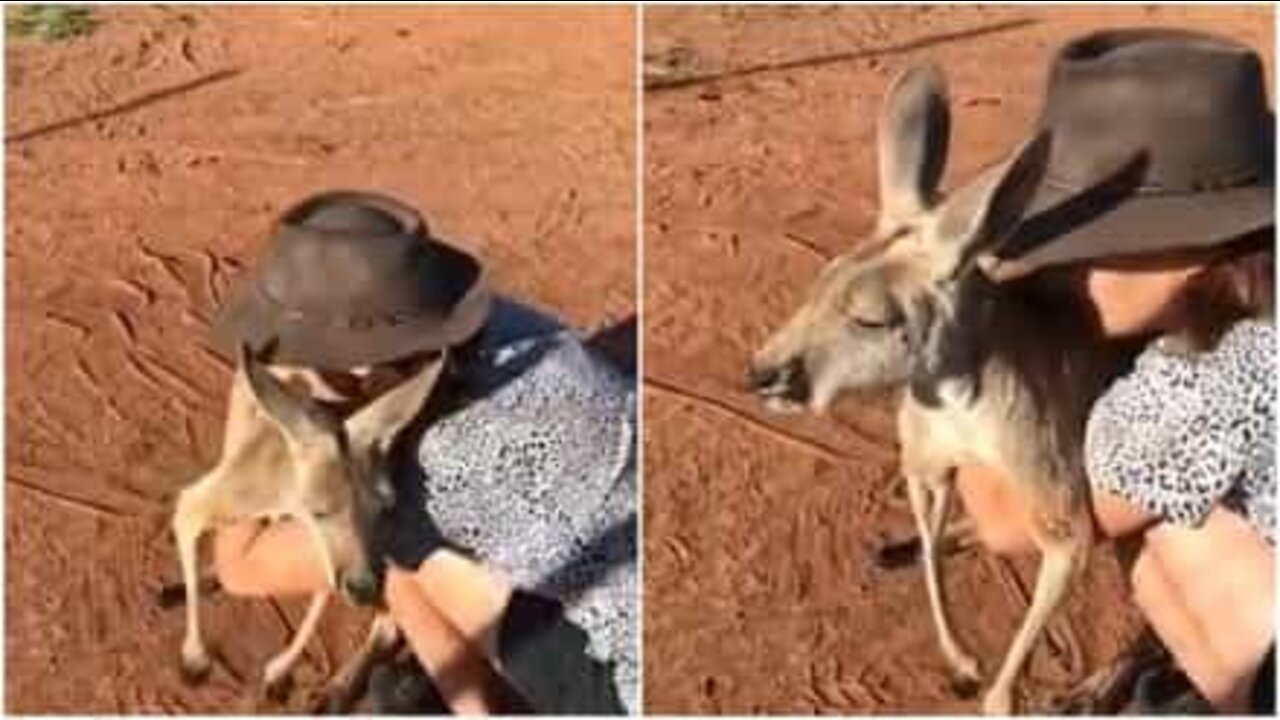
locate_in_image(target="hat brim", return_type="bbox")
[987,178,1273,280]
[211,277,492,370]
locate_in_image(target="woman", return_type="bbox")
[207,190,637,714]
[964,29,1274,713]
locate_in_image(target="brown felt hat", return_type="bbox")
[212,190,491,370]
[986,28,1274,280]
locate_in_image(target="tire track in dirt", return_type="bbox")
[26,397,88,446]
[121,351,197,410]
[43,310,94,340]
[136,239,190,289]
[71,357,126,423]
[194,343,234,373]
[200,249,225,307]
[644,16,1038,91]
[132,241,230,326]
[110,309,139,344]
[106,276,159,307]
[779,231,835,261]
[135,347,214,405]
[10,456,167,517]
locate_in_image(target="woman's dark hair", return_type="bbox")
[1176,227,1274,352]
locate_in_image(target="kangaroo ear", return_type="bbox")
[876,63,951,237]
[345,351,447,453]
[931,131,1053,278]
[239,342,340,446]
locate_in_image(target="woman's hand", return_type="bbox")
[383,551,516,713]
[1132,506,1275,711]
[385,563,511,715]
[401,549,513,659]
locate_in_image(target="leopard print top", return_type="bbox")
[411,298,637,712]
[1085,319,1274,544]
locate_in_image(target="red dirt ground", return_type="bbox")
[6,6,634,712]
[642,5,1272,714]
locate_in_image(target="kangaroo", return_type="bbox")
[748,64,1135,713]
[169,342,442,700]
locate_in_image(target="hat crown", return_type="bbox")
[211,190,491,368]
[299,203,403,235]
[257,191,478,325]
[1038,28,1272,193]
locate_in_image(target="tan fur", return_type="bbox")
[171,344,442,698]
[750,65,1134,713]
[893,286,1128,713]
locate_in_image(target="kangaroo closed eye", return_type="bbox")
[847,294,904,329]
[852,316,891,329]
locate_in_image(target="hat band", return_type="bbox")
[1043,163,1264,198]
[254,280,471,331]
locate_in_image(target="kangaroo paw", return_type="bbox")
[179,653,212,685]
[874,537,922,569]
[949,675,981,699]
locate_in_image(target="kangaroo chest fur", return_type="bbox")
[896,278,1130,515]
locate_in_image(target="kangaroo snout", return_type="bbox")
[341,570,381,606]
[746,357,810,402]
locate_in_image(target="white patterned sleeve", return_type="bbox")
[1084,340,1245,529]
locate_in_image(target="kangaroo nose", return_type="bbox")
[747,357,808,400]
[746,364,782,392]
[343,573,380,605]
